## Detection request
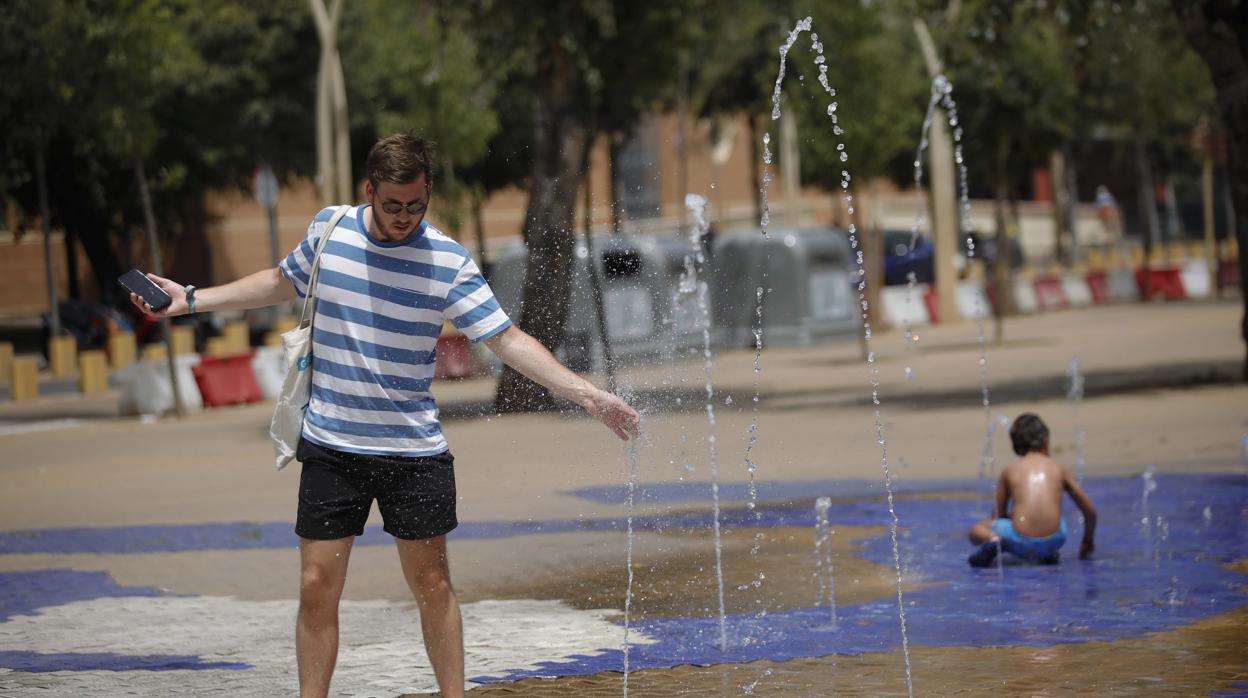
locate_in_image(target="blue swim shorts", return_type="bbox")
[991,518,1067,560]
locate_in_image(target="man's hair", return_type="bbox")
[1010,413,1050,455]
[365,133,436,188]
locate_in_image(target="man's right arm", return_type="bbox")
[130,267,296,318]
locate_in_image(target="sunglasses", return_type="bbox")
[380,200,428,216]
[373,182,431,216]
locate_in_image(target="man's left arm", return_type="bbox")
[484,325,640,440]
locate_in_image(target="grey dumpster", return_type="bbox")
[710,226,857,347]
[486,233,703,372]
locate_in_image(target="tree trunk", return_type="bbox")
[1133,127,1161,298]
[992,133,1013,343]
[35,142,60,337]
[608,133,624,237]
[1172,1,1248,380]
[495,37,594,412]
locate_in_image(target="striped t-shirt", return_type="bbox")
[278,205,511,457]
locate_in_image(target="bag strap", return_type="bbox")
[297,205,351,329]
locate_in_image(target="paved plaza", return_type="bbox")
[1,300,1245,695]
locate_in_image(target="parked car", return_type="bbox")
[883,229,934,286]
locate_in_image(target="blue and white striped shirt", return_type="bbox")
[279,205,511,456]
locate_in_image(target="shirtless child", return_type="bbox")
[968,413,1097,567]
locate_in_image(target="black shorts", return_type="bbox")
[295,438,457,541]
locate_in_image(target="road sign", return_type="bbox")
[253,163,279,209]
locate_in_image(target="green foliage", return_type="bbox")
[341,1,498,176]
[1067,0,1215,168]
[0,0,319,297]
[791,7,929,187]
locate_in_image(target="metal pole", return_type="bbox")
[1201,129,1217,297]
[267,204,281,267]
[135,156,185,418]
[35,140,61,338]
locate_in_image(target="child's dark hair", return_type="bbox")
[1010,413,1049,455]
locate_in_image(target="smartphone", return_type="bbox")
[118,268,173,311]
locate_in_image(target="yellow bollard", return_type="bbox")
[170,325,196,356]
[142,343,169,362]
[204,336,230,357]
[10,356,38,401]
[0,341,12,386]
[273,316,299,335]
[223,321,250,353]
[108,332,136,371]
[47,335,77,378]
[1085,248,1105,271]
[79,350,109,395]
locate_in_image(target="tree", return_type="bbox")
[1,1,319,305]
[339,0,501,233]
[1071,0,1216,268]
[1172,1,1248,380]
[465,0,697,411]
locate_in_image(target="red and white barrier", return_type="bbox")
[1033,275,1067,310]
[880,284,934,327]
[1061,274,1093,307]
[956,281,992,320]
[1179,259,1212,298]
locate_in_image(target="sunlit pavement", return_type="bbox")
[1,300,1245,695]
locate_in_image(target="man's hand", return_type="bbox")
[1079,539,1095,560]
[584,389,641,440]
[129,273,189,317]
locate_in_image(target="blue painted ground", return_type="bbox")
[1,473,1244,685]
[474,472,1248,685]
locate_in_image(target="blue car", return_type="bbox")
[883,229,934,286]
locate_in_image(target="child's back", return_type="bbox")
[1000,452,1068,538]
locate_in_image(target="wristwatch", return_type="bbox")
[184,285,197,314]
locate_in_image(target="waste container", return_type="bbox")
[487,233,703,372]
[710,227,857,347]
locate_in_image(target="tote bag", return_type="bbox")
[270,205,349,470]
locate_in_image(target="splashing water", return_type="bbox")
[813,496,838,626]
[767,17,914,696]
[906,75,996,500]
[1140,466,1158,535]
[1067,357,1087,483]
[928,76,997,496]
[898,83,945,379]
[743,285,768,612]
[742,667,775,695]
[622,438,640,696]
[684,193,728,652]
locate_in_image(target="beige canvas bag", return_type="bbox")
[270,205,349,470]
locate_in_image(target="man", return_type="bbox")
[131,133,641,697]
[966,413,1097,568]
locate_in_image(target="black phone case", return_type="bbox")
[118,269,172,311]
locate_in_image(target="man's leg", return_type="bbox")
[396,535,464,698]
[297,536,354,698]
